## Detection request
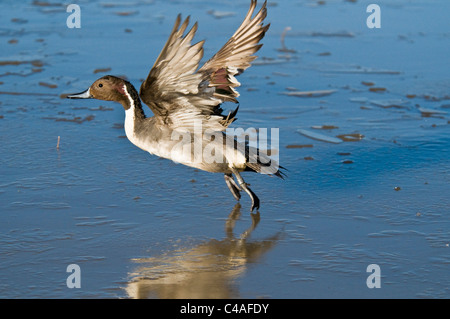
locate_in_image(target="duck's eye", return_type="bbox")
[98,83,103,88]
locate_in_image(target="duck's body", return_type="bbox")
[67,0,284,211]
[117,80,252,174]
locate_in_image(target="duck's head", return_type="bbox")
[67,75,138,110]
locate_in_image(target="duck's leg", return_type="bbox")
[230,168,260,212]
[224,173,241,201]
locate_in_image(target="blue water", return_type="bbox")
[0,0,449,298]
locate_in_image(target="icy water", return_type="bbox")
[0,0,449,299]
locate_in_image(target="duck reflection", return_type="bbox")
[125,204,281,299]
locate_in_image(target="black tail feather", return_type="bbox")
[274,165,287,179]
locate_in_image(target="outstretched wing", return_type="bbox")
[198,0,269,103]
[139,0,269,132]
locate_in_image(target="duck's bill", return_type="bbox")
[66,88,92,99]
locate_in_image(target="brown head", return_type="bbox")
[66,75,138,110]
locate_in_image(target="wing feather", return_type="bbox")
[139,0,269,131]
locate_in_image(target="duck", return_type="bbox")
[67,0,285,212]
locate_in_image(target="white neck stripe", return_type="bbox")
[122,84,135,110]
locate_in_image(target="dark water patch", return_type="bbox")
[32,0,63,7]
[311,125,339,130]
[286,144,313,149]
[418,107,447,118]
[75,219,117,227]
[11,17,28,24]
[0,70,43,77]
[42,114,95,124]
[39,81,57,89]
[93,67,112,74]
[421,94,450,102]
[0,60,44,67]
[369,87,387,93]
[10,201,71,210]
[114,11,139,17]
[336,133,364,142]
[89,105,114,111]
[370,99,409,109]
[0,91,57,96]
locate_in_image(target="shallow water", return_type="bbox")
[0,0,449,298]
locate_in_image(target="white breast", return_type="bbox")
[123,100,247,173]
[123,107,156,154]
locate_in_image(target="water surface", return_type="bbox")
[0,0,449,298]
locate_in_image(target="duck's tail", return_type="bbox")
[244,146,287,179]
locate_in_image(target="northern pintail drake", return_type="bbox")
[67,0,285,211]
